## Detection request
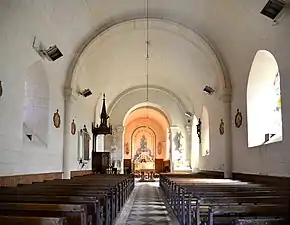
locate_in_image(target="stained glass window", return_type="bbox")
[273,72,281,112]
[271,72,282,138]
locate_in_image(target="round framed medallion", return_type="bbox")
[53,109,61,128]
[235,109,242,128]
[71,119,76,135]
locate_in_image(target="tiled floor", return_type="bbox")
[115,180,179,225]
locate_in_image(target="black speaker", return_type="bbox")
[45,45,63,61]
[261,0,285,20]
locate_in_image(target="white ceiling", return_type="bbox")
[1,0,289,109]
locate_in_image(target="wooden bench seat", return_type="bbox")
[0,195,101,225]
[0,203,87,225]
[160,174,290,225]
[232,217,285,225]
[0,174,134,225]
[0,215,67,225]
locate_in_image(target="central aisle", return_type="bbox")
[115,180,179,225]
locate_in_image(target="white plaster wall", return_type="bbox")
[1,0,290,177]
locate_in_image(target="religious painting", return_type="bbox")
[132,127,156,171]
[78,125,90,161]
[219,119,224,135]
[235,109,242,128]
[0,80,2,98]
[125,142,130,155]
[272,72,282,132]
[274,72,281,112]
[157,142,162,155]
[71,119,76,135]
[53,109,61,128]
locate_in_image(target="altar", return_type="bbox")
[132,135,155,181]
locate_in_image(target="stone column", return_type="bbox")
[186,125,192,169]
[221,92,233,179]
[62,87,74,179]
[115,125,124,173]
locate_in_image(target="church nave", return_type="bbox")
[115,180,179,225]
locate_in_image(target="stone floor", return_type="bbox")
[115,179,179,225]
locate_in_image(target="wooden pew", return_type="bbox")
[0,215,67,225]
[0,195,101,225]
[0,174,134,225]
[232,218,285,225]
[2,185,115,224]
[160,174,290,225]
[0,203,86,225]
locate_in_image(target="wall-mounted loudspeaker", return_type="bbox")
[77,88,92,97]
[203,85,215,95]
[32,36,63,61]
[261,0,286,20]
[44,45,63,61]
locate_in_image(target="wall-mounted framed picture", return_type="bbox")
[235,109,242,128]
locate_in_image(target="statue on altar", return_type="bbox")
[133,135,154,171]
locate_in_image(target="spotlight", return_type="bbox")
[261,0,286,20]
[32,36,63,61]
[203,85,215,95]
[77,88,92,97]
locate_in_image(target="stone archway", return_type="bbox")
[114,106,170,174]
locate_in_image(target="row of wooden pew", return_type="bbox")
[160,173,290,225]
[0,173,135,225]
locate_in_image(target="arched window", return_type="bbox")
[247,50,282,147]
[23,61,49,146]
[201,106,210,156]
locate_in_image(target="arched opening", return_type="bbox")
[23,61,49,146]
[123,106,169,175]
[64,18,231,176]
[201,106,210,156]
[247,50,282,147]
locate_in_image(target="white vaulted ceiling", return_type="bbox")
[2,0,289,108]
[71,19,225,114]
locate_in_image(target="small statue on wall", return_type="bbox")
[53,109,61,128]
[174,132,183,153]
[196,118,202,143]
[219,119,224,135]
